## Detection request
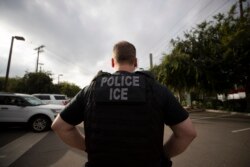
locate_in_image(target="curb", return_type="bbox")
[205,109,250,116]
[184,107,204,113]
[184,107,250,116]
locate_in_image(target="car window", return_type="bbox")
[0,98,2,105]
[0,96,11,105]
[12,97,26,105]
[0,96,25,106]
[0,97,2,104]
[36,95,51,100]
[23,96,44,106]
[54,95,66,100]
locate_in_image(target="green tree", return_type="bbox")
[151,63,167,86]
[1,72,81,98]
[0,77,4,91]
[56,82,81,98]
[0,76,23,92]
[19,72,54,94]
[7,77,23,92]
[151,4,250,111]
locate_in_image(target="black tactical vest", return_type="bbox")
[84,71,165,167]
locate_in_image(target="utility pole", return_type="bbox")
[239,0,246,19]
[38,63,44,72]
[58,74,63,84]
[239,0,243,19]
[34,45,45,73]
[149,53,153,69]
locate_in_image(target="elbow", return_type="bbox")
[186,126,197,141]
[51,115,75,133]
[185,122,197,140]
[189,129,197,140]
[173,129,197,142]
[177,129,197,145]
[185,118,197,140]
[179,127,197,141]
[51,120,58,131]
[51,116,62,132]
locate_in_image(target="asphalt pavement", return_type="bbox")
[0,111,250,167]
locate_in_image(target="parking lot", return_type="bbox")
[0,111,250,167]
[173,111,250,167]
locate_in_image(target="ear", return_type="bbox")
[134,58,138,68]
[111,58,115,68]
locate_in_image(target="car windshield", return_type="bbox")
[23,96,45,106]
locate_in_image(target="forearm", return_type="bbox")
[54,126,86,151]
[51,114,86,151]
[163,133,195,158]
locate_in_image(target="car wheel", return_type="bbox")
[30,116,51,132]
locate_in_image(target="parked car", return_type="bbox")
[0,93,64,132]
[32,94,70,105]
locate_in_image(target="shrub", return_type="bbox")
[223,99,247,112]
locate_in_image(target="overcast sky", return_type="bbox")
[0,0,239,88]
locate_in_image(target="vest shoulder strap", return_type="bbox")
[92,70,111,81]
[93,70,155,80]
[135,70,156,80]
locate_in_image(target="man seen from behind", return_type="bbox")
[52,40,197,167]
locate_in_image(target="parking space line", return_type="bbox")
[192,114,231,121]
[0,132,48,167]
[232,127,250,133]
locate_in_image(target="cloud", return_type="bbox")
[0,0,236,87]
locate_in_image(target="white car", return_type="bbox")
[32,94,70,105]
[0,93,64,132]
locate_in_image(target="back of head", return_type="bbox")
[113,41,136,65]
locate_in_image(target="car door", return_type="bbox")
[54,95,66,105]
[36,95,51,104]
[0,96,28,122]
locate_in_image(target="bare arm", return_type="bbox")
[163,117,197,158]
[51,114,86,151]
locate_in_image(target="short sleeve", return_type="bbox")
[157,85,189,126]
[60,86,88,125]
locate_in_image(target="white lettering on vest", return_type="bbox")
[101,76,140,87]
[125,76,132,86]
[101,75,141,101]
[109,88,128,100]
[133,76,139,86]
[107,76,114,86]
[101,77,107,87]
[114,76,120,86]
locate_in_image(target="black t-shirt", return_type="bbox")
[60,71,188,126]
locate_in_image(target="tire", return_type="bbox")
[29,115,51,132]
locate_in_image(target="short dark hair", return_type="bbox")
[113,41,136,65]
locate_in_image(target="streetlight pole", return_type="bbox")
[34,45,45,73]
[38,63,44,72]
[149,53,153,69]
[4,36,25,91]
[58,74,63,84]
